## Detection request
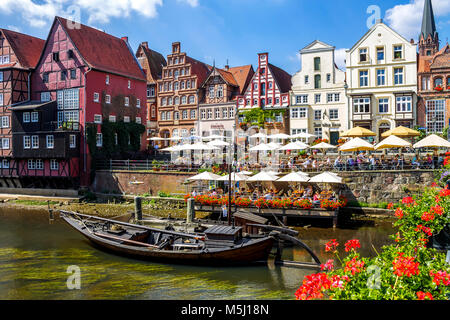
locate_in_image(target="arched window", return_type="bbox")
[173,129,179,137]
[174,96,180,105]
[174,82,179,91]
[168,97,173,105]
[161,111,166,121]
[181,129,188,137]
[190,110,196,119]
[182,110,188,119]
[164,83,168,91]
[168,82,172,91]
[174,112,179,120]
[181,81,185,90]
[447,77,450,87]
[174,70,179,79]
[217,85,223,98]
[181,96,187,104]
[434,77,443,88]
[174,58,179,64]
[189,96,195,104]
[190,128,196,137]
[166,112,171,120]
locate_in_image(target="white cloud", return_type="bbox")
[385,0,450,41]
[0,0,165,28]
[177,0,199,7]
[334,48,348,70]
[7,25,21,32]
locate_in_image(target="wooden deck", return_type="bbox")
[194,204,340,228]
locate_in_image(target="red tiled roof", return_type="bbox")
[57,17,146,81]
[0,29,45,69]
[185,56,211,85]
[227,65,255,95]
[137,43,167,84]
[268,63,291,93]
[217,68,238,87]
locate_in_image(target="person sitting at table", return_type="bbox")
[411,155,420,169]
[368,155,376,170]
[347,155,355,169]
[303,185,314,198]
[312,192,321,205]
[334,156,342,170]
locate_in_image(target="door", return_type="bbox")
[330,131,339,146]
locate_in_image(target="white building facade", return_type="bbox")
[290,40,348,145]
[346,21,418,141]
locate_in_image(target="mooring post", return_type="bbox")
[187,198,195,224]
[134,196,142,222]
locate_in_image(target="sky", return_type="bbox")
[1,0,449,75]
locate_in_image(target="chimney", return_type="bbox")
[225,59,229,71]
[121,36,129,43]
[142,41,148,49]
[410,39,415,44]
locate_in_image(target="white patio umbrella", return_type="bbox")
[250,133,267,139]
[264,170,280,176]
[338,138,375,152]
[247,172,279,182]
[217,173,249,182]
[413,134,450,149]
[277,172,310,182]
[278,141,310,151]
[249,143,278,151]
[312,142,337,150]
[167,136,183,141]
[202,134,227,140]
[187,172,222,181]
[291,132,316,139]
[179,142,219,151]
[375,135,412,150]
[267,142,282,149]
[309,172,343,184]
[160,145,183,152]
[239,170,254,176]
[207,140,230,147]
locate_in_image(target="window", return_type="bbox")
[23,112,30,123]
[422,76,431,91]
[125,97,129,107]
[70,69,76,79]
[305,75,309,84]
[261,98,266,107]
[315,94,321,104]
[174,82,179,91]
[168,97,172,105]
[189,96,195,104]
[136,117,141,124]
[396,96,412,112]
[106,75,110,85]
[359,48,368,62]
[31,112,39,123]
[394,68,404,85]
[41,92,51,102]
[326,74,331,82]
[57,88,79,110]
[275,113,283,123]
[137,99,141,108]
[394,45,403,59]
[50,160,58,171]
[296,95,308,104]
[180,81,185,90]
[31,135,39,149]
[217,85,224,98]
[2,159,9,168]
[222,108,228,119]
[109,115,116,122]
[299,107,307,118]
[94,114,102,124]
[1,116,9,128]
[2,55,10,64]
[94,92,99,102]
[254,83,258,90]
[261,83,266,95]
[161,111,166,121]
[0,72,3,82]
[181,96,187,105]
[314,110,322,121]
[0,93,2,106]
[128,80,131,89]
[124,116,130,123]
[68,49,74,59]
[354,97,371,113]
[314,75,321,89]
[151,106,156,118]
[96,133,103,147]
[377,47,384,61]
[106,95,111,104]
[182,110,188,120]
[360,70,369,87]
[190,110,196,119]
[314,127,323,140]
[61,70,67,81]
[28,160,35,170]
[377,69,386,86]
[23,136,31,149]
[43,73,49,83]
[166,112,171,120]
[53,52,60,62]
[434,77,443,88]
[174,111,179,120]
[46,135,54,149]
[229,107,234,119]
[201,109,206,120]
[215,108,220,119]
[291,108,299,119]
[327,93,340,103]
[1,138,9,150]
[329,109,339,120]
[207,109,213,120]
[174,97,180,105]
[426,100,446,133]
[314,57,321,71]
[35,159,43,170]
[378,98,389,113]
[268,82,273,89]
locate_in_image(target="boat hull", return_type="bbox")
[61,214,275,266]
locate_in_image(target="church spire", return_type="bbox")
[419,0,439,56]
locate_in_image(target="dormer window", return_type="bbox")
[359,48,368,62]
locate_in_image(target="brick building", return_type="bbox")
[22,16,147,188]
[136,42,167,142]
[0,29,45,186]
[416,0,450,134]
[156,42,210,146]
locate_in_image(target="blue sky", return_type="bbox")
[1,0,449,74]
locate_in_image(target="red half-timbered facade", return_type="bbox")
[23,16,147,188]
[0,29,45,187]
[237,53,291,134]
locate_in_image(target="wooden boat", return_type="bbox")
[59,210,276,266]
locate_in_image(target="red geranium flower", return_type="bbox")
[421,211,435,222]
[402,197,415,205]
[344,258,365,275]
[320,259,335,271]
[393,254,420,277]
[325,239,339,252]
[387,202,394,210]
[431,182,438,188]
[395,208,404,219]
[430,205,444,216]
[429,270,450,286]
[439,189,450,197]
[417,291,433,300]
[344,239,361,252]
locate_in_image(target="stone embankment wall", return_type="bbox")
[93,170,436,204]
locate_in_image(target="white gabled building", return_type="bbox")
[290,40,348,145]
[346,20,418,141]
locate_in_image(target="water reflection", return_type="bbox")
[0,206,395,300]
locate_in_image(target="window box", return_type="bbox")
[435,86,443,92]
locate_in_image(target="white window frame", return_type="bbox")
[109,115,116,123]
[0,72,3,82]
[94,114,102,124]
[135,117,141,124]
[394,67,404,85]
[23,136,31,149]
[329,109,339,120]
[50,159,59,171]
[31,135,39,149]
[106,75,110,85]
[0,93,3,106]
[31,112,39,123]
[353,97,371,114]
[1,138,9,150]
[1,116,9,128]
[23,112,30,123]
[46,135,54,149]
[35,159,43,170]
[125,97,129,107]
[2,159,9,169]
[314,110,322,121]
[94,92,100,102]
[96,133,103,147]
[28,159,35,170]
[105,95,111,104]
[124,116,130,123]
[396,96,412,113]
[137,99,141,108]
[69,135,76,148]
[41,92,51,102]
[378,98,389,114]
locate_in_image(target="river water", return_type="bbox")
[0,206,395,300]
